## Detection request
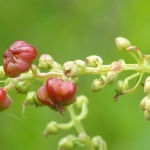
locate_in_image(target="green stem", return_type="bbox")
[67,105,95,150]
[123,72,143,94]
[68,105,85,134]
[84,64,150,75]
[125,72,140,81]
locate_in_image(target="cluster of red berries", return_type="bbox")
[0,41,76,113]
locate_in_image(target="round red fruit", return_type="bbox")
[3,41,37,78]
[37,77,76,113]
[0,88,12,111]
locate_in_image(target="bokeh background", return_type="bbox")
[0,0,150,150]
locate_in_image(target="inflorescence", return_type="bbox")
[1,37,150,150]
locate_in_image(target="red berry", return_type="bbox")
[37,77,76,113]
[0,88,12,111]
[3,41,37,78]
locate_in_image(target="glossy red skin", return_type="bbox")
[0,88,12,111]
[46,78,76,103]
[37,78,76,113]
[3,41,37,78]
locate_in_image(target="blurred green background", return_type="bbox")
[0,0,150,150]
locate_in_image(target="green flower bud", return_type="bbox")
[38,54,54,69]
[115,37,131,51]
[144,76,150,94]
[16,81,31,94]
[22,92,39,114]
[92,136,106,149]
[44,121,60,137]
[106,71,118,84]
[74,60,86,71]
[0,66,5,78]
[110,61,123,73]
[23,91,36,105]
[58,136,74,150]
[140,96,150,111]
[92,136,99,149]
[78,133,91,143]
[118,59,125,65]
[115,80,129,95]
[145,100,150,113]
[91,79,105,92]
[33,93,43,107]
[85,55,103,67]
[63,61,80,78]
[75,95,88,109]
[144,110,150,120]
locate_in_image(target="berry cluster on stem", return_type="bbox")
[0,37,150,150]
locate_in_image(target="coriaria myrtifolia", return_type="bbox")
[1,37,150,150]
[37,77,76,114]
[3,41,37,78]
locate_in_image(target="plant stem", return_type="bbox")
[68,105,86,134]
[67,105,95,150]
